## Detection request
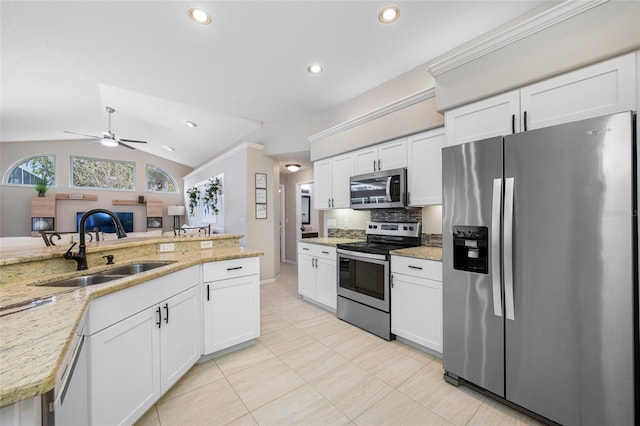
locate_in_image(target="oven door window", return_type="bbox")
[338,254,389,312]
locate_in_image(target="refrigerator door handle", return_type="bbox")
[491,178,503,317]
[504,177,515,320]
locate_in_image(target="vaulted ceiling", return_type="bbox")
[1,1,546,167]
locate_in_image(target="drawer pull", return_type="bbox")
[227,266,243,271]
[303,248,310,251]
[321,251,330,254]
[408,265,423,270]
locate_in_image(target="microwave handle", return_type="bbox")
[386,176,392,201]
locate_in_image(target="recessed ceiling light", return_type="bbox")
[378,6,400,24]
[286,164,301,172]
[307,64,323,75]
[188,8,211,25]
[163,145,176,152]
[185,120,198,128]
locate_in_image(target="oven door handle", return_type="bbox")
[337,248,388,262]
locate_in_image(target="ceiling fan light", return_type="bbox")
[100,138,118,147]
[185,120,198,128]
[286,164,301,172]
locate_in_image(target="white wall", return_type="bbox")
[183,143,278,282]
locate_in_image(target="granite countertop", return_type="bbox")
[0,243,261,408]
[298,237,363,247]
[390,246,443,262]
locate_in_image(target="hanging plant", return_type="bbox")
[186,187,200,217]
[202,177,222,215]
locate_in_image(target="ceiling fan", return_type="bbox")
[64,106,148,150]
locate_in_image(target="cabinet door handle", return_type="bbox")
[331,198,335,208]
[227,266,243,271]
[408,265,423,270]
[164,303,169,324]
[156,306,162,328]
[207,284,210,301]
[328,198,331,208]
[373,160,377,171]
[511,114,516,134]
[523,111,528,132]
[391,274,394,288]
[378,159,381,171]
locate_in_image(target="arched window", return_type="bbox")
[146,164,178,193]
[4,155,56,186]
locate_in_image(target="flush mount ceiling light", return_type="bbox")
[188,8,211,25]
[378,6,400,24]
[307,64,323,75]
[100,138,119,147]
[286,164,301,172]
[163,145,176,152]
[185,120,198,128]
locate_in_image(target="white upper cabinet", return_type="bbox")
[445,91,520,146]
[313,153,354,209]
[520,53,636,131]
[445,52,636,146]
[407,127,445,206]
[353,138,407,175]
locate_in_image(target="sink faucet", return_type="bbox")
[64,209,127,270]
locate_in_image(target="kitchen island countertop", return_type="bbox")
[0,240,261,408]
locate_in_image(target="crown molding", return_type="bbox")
[428,0,609,77]
[308,87,436,144]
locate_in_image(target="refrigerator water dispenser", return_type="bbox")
[452,226,488,273]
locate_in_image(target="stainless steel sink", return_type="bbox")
[101,261,176,277]
[44,274,120,287]
[43,261,176,287]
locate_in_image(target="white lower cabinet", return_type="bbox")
[202,257,260,355]
[391,255,443,354]
[297,242,337,311]
[86,266,201,426]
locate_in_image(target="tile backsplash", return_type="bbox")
[327,208,441,247]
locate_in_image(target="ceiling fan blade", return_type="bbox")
[118,138,148,144]
[64,130,100,139]
[118,141,137,150]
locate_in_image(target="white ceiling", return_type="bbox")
[0,1,545,168]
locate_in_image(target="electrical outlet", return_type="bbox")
[159,243,175,252]
[200,240,213,249]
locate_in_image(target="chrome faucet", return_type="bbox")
[64,209,127,270]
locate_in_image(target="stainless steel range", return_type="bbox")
[336,221,421,340]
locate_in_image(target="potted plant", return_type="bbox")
[33,177,48,197]
[186,187,200,217]
[202,177,222,215]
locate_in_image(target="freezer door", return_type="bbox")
[503,112,635,425]
[442,136,505,397]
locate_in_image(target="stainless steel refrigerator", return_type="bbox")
[442,111,637,425]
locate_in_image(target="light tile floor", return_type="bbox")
[136,263,541,426]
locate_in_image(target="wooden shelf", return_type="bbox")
[56,193,98,201]
[112,200,146,206]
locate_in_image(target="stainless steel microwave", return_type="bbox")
[350,168,407,209]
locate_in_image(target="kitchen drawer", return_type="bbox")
[391,255,442,282]
[202,257,259,282]
[298,242,336,260]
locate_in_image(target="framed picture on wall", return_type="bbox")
[256,203,267,219]
[256,188,267,203]
[255,173,267,189]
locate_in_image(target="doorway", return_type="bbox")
[279,184,286,263]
